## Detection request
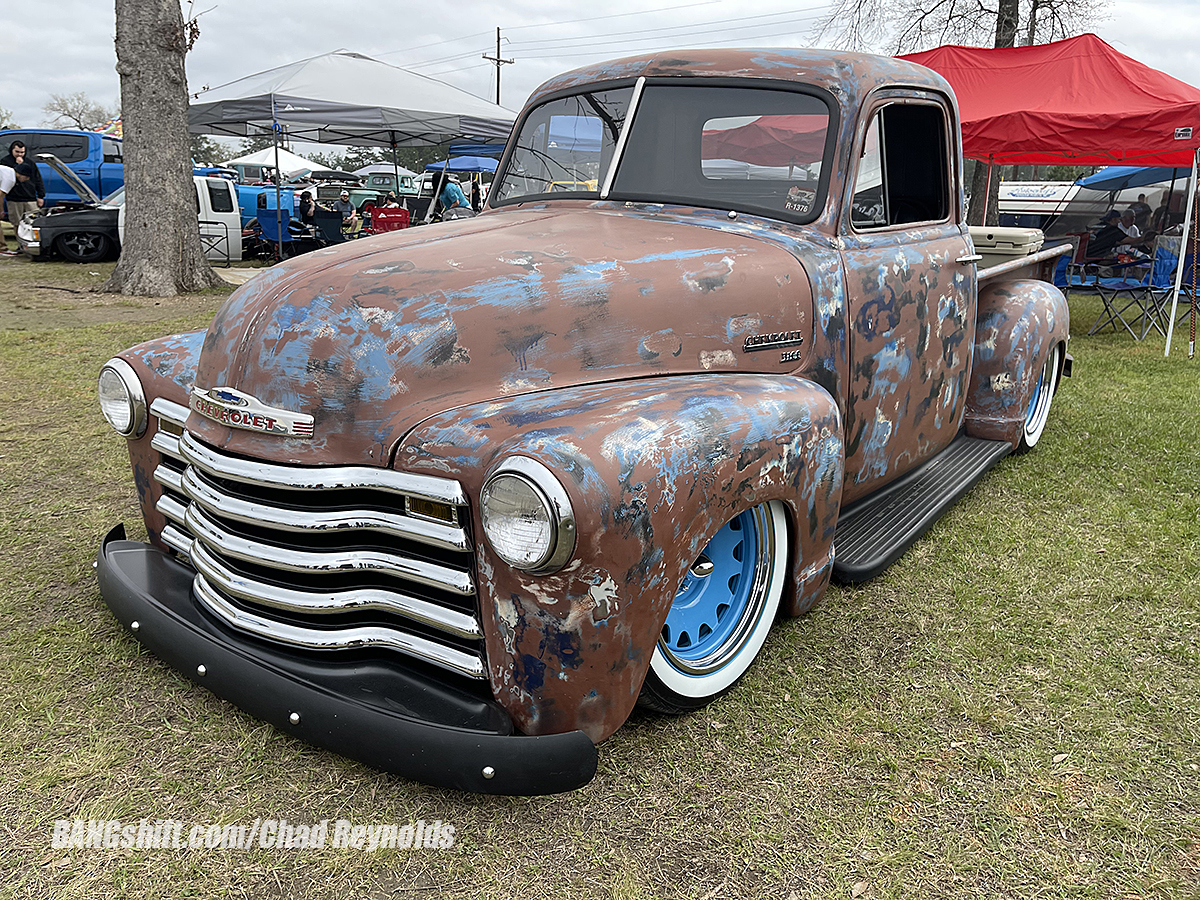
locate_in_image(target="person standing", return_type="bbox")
[1,141,45,249]
[0,162,34,252]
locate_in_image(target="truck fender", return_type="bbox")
[964,278,1069,448]
[398,373,844,743]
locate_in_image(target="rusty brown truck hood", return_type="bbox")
[188,205,816,466]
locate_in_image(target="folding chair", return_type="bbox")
[256,208,294,262]
[1144,236,1198,332]
[368,207,410,234]
[311,208,348,246]
[1059,232,1105,298]
[1090,242,1176,339]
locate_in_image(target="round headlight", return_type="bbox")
[480,458,576,573]
[98,358,147,438]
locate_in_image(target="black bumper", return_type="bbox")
[96,525,598,795]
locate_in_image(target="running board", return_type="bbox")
[832,436,1012,584]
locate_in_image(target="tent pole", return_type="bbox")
[1164,148,1198,357]
[272,95,284,263]
[390,132,406,211]
[982,155,994,222]
[426,163,448,224]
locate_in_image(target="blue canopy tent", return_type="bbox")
[1077,166,1192,191]
[424,156,499,174]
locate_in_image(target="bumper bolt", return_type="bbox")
[130,621,140,632]
[289,712,301,726]
[196,665,207,676]
[482,766,495,780]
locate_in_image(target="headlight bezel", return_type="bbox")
[480,456,576,574]
[98,357,148,439]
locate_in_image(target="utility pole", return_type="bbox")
[482,27,514,106]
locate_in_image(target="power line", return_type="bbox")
[379,0,722,58]
[404,6,829,72]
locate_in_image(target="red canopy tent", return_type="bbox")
[701,115,829,167]
[904,34,1200,355]
[901,34,1200,166]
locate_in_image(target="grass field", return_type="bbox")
[1,255,1197,899]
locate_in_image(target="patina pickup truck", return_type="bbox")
[95,49,1072,795]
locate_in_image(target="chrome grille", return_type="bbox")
[149,398,484,680]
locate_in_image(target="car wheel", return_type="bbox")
[57,232,114,263]
[1017,342,1062,453]
[639,500,788,714]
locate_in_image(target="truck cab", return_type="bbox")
[0,128,124,207]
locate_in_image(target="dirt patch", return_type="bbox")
[0,256,246,330]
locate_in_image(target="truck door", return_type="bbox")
[99,136,124,199]
[838,95,976,505]
[197,178,242,262]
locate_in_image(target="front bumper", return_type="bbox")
[96,525,598,795]
[16,220,41,257]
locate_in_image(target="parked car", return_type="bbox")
[358,170,419,199]
[94,48,1072,795]
[0,128,123,207]
[17,154,242,263]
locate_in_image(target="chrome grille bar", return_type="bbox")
[193,576,486,680]
[184,503,475,597]
[179,431,467,507]
[151,397,189,429]
[189,541,481,640]
[161,523,194,556]
[181,466,470,552]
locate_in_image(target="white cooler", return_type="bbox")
[968,226,1045,270]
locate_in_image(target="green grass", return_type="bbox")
[1,266,1198,899]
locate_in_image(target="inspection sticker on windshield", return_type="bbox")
[785,186,815,214]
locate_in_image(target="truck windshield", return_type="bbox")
[493,84,834,223]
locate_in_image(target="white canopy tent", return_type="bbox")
[189,51,516,148]
[222,147,320,180]
[190,51,517,254]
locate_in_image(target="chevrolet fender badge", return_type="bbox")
[190,386,315,439]
[742,331,805,353]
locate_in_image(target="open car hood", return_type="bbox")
[36,153,102,204]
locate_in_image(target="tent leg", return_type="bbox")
[271,98,284,263]
[1165,149,1198,357]
[981,156,994,222]
[426,165,448,224]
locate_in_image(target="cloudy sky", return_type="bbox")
[3,0,1198,146]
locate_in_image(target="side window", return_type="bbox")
[851,103,950,229]
[206,180,235,213]
[22,132,90,164]
[102,138,123,163]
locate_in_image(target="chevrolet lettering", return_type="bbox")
[189,387,314,438]
[742,331,806,353]
[94,48,1073,796]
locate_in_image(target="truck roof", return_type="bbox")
[526,48,953,111]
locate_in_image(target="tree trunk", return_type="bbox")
[102,0,221,296]
[967,0,1021,226]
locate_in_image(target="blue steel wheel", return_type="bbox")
[640,500,788,714]
[1017,343,1062,453]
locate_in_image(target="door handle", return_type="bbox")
[957,253,984,265]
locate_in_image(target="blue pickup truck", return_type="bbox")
[0,128,124,207]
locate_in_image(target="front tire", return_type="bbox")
[57,232,113,263]
[1016,343,1062,453]
[639,500,788,714]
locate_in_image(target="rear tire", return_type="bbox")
[1016,343,1062,453]
[639,500,788,714]
[57,232,113,263]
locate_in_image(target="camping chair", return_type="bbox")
[1059,232,1106,297]
[368,207,410,234]
[1090,240,1177,339]
[1144,236,1198,332]
[256,208,294,261]
[311,208,348,246]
